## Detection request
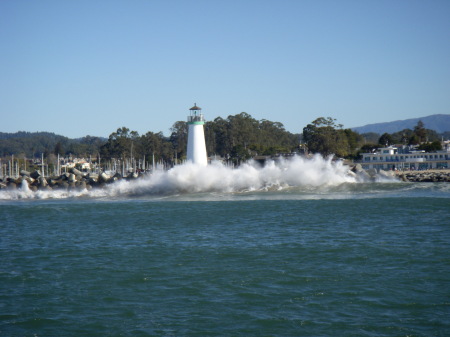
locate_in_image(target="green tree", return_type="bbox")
[207,117,232,158]
[54,142,64,156]
[302,117,349,157]
[205,113,299,161]
[344,129,364,157]
[418,140,442,152]
[169,121,188,160]
[360,143,379,153]
[413,120,427,143]
[361,132,380,144]
[378,133,394,146]
[100,127,139,159]
[230,144,251,165]
[140,131,174,164]
[227,112,259,149]
[408,134,420,145]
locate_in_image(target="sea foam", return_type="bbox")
[0,155,388,200]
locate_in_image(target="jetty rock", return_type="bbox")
[20,170,31,177]
[396,170,450,182]
[351,164,371,180]
[98,172,111,183]
[30,170,42,179]
[69,167,85,178]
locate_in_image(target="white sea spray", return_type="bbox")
[0,155,395,200]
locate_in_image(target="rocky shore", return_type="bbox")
[1,165,449,192]
[395,169,450,182]
[350,164,450,182]
[0,168,144,191]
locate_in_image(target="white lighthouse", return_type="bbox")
[186,103,208,166]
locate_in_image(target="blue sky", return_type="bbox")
[1,0,449,138]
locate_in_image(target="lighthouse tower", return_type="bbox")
[187,103,208,166]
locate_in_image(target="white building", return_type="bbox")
[360,145,450,171]
[186,103,208,166]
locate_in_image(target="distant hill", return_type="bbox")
[352,114,450,134]
[0,131,106,157]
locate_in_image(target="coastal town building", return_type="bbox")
[359,142,450,171]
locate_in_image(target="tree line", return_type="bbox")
[357,120,446,155]
[0,113,300,165]
[1,114,449,165]
[100,112,300,165]
[302,118,448,159]
[0,132,105,159]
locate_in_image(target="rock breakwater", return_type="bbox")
[395,170,450,182]
[350,164,450,182]
[1,165,448,194]
[0,168,143,191]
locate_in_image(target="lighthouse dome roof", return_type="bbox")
[190,104,202,110]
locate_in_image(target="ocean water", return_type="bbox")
[1,157,449,336]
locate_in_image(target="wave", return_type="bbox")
[0,155,421,201]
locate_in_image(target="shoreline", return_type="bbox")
[0,168,144,192]
[1,167,450,192]
[393,169,450,182]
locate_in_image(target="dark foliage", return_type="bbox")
[0,131,105,158]
[360,132,380,144]
[3,116,447,165]
[417,141,443,152]
[98,113,301,164]
[303,117,364,158]
[1,113,300,164]
[378,121,441,146]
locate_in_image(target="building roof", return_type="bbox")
[189,103,201,110]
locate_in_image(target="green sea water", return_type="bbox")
[1,191,449,336]
[1,159,449,336]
